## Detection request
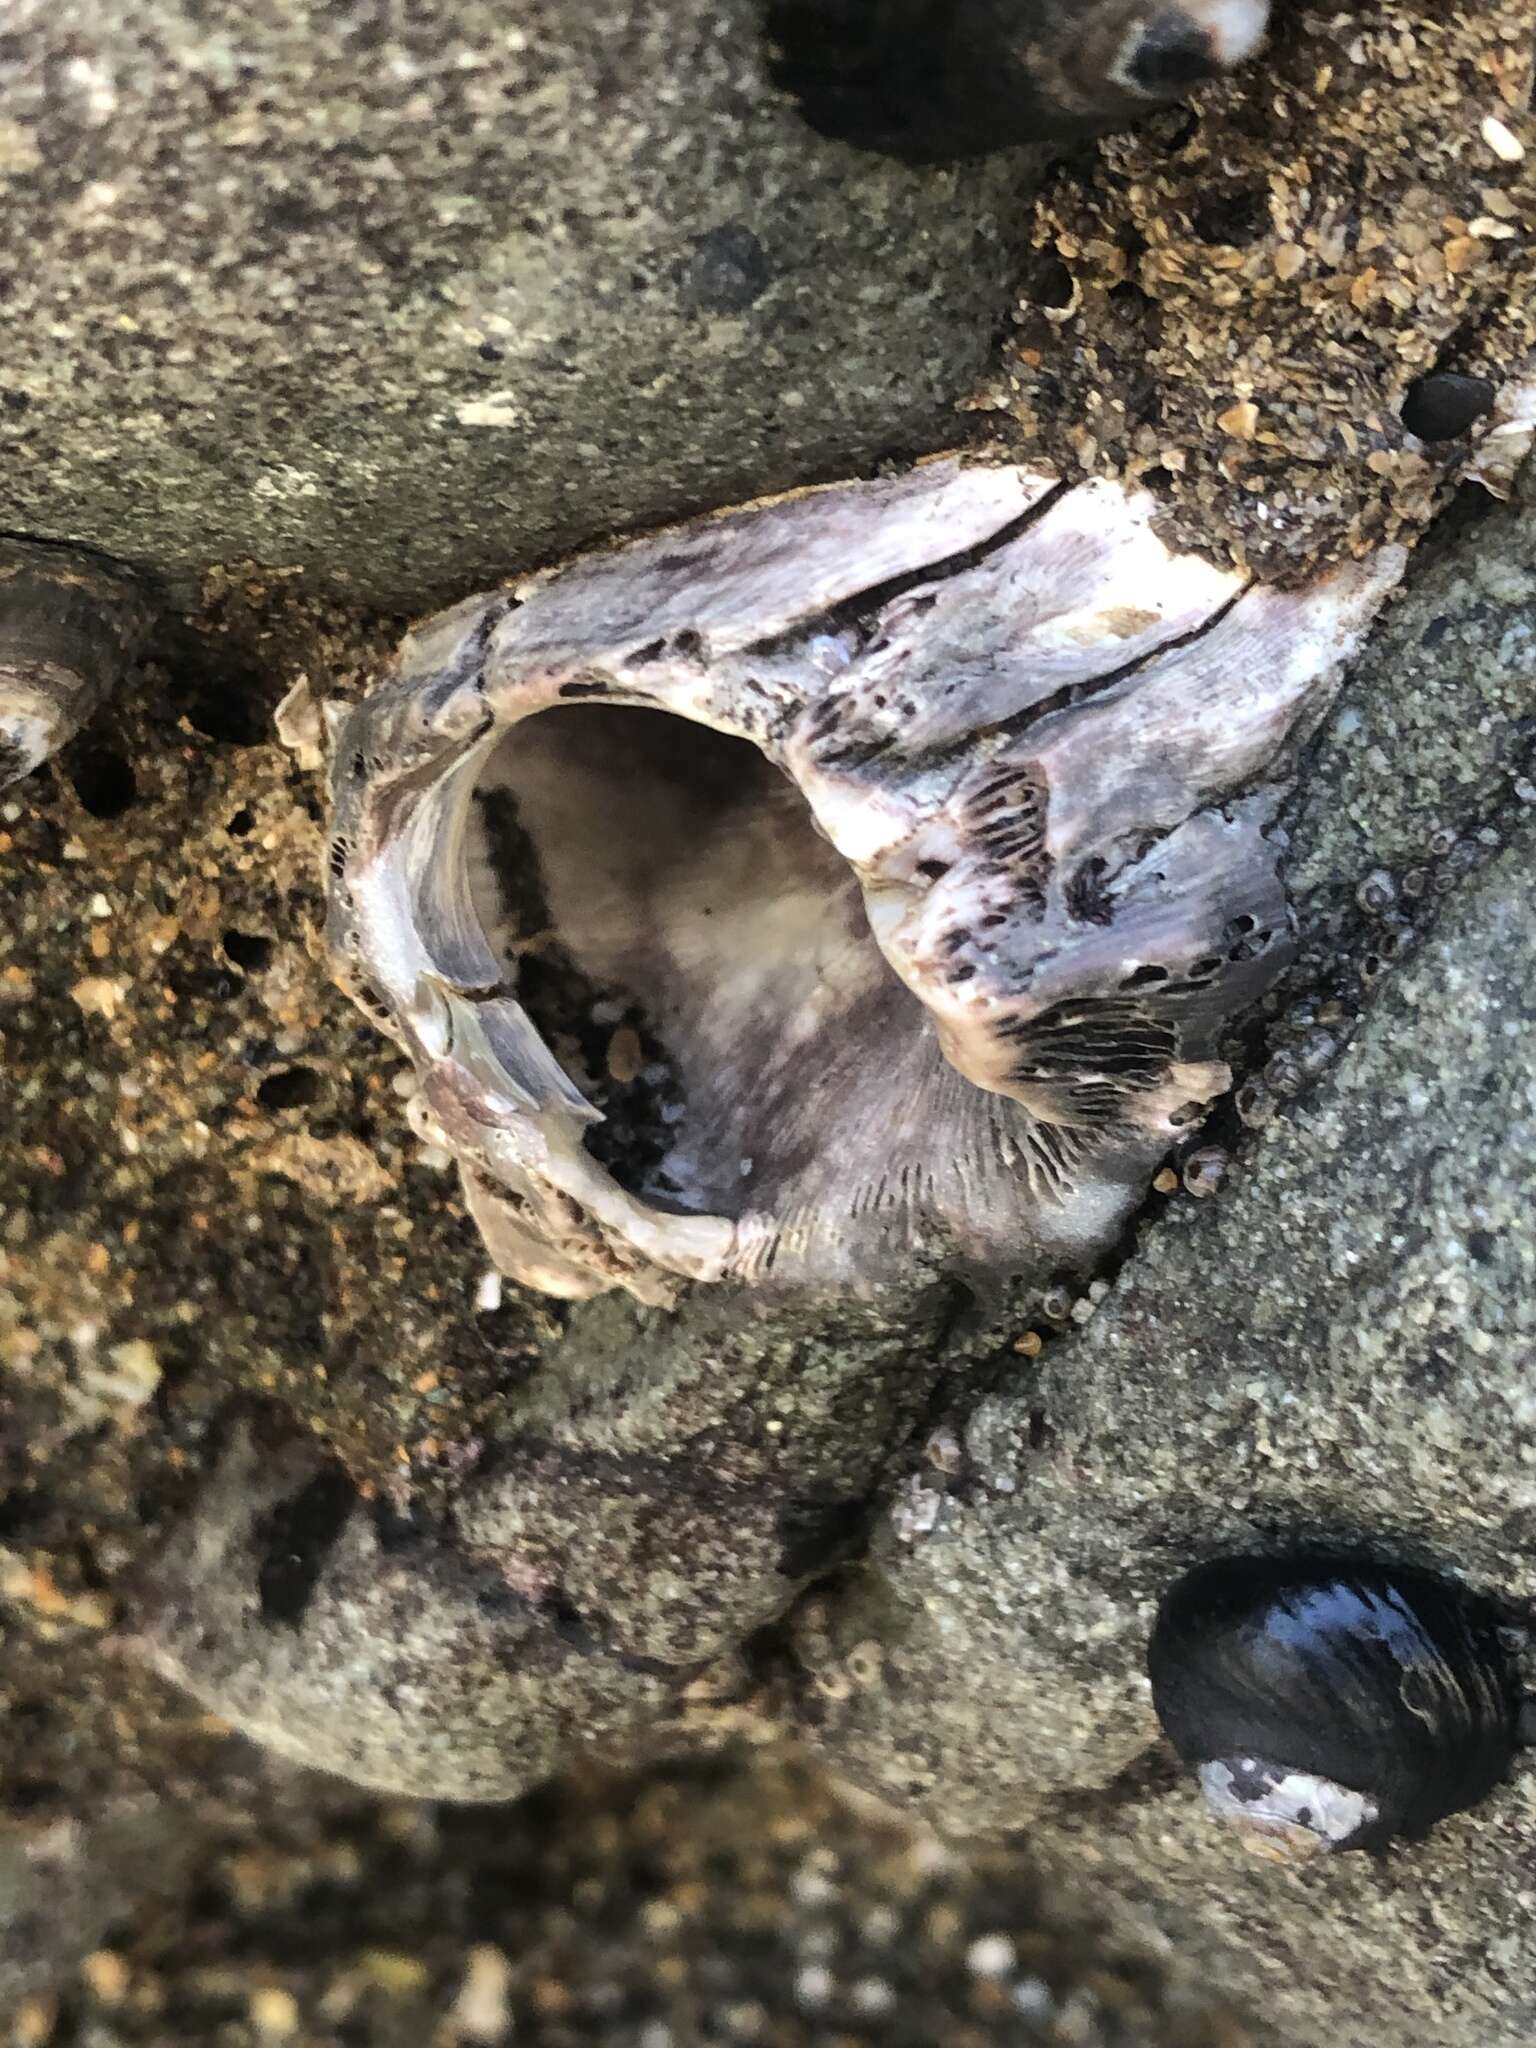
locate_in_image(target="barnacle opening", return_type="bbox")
[469,703,921,1227]
[327,460,1403,1301]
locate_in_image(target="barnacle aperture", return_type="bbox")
[1148,1554,1521,1862]
[326,457,1400,1304]
[0,541,151,790]
[765,0,1272,162]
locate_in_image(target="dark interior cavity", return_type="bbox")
[254,1464,357,1627]
[470,706,924,1219]
[765,0,950,159]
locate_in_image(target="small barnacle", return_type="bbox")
[1293,1027,1339,1080]
[891,1474,945,1544]
[327,457,1402,1304]
[1262,1047,1303,1097]
[0,541,151,790]
[1355,868,1397,916]
[764,0,1271,163]
[1464,367,1536,500]
[925,1425,964,1474]
[1234,1077,1275,1128]
[1180,1144,1229,1197]
[1149,1554,1521,1862]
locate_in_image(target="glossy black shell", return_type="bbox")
[764,1,1231,164]
[1148,1554,1520,1850]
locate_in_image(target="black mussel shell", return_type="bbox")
[764,0,1037,163]
[764,1,1250,164]
[1148,1554,1520,1851]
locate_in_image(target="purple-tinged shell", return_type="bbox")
[325,458,1402,1304]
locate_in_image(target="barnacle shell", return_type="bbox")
[1466,363,1536,501]
[767,0,1271,162]
[1149,1554,1521,1861]
[0,541,150,789]
[326,457,1401,1305]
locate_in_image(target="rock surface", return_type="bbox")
[3,0,1536,2040]
[0,0,1042,608]
[776,495,1536,2045]
[993,0,1536,578]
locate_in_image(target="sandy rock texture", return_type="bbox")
[991,1,1536,577]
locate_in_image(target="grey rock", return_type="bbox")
[135,1279,972,1800]
[1285,501,1536,946]
[773,497,1536,2044]
[0,0,1044,608]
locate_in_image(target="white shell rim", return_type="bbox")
[1199,1756,1379,1863]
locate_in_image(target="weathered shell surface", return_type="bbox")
[0,542,150,789]
[1467,361,1536,500]
[326,458,1402,1304]
[1149,1554,1521,1861]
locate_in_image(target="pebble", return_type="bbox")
[249,1986,301,2040]
[795,1965,833,2008]
[1401,372,1495,443]
[448,1945,514,2042]
[83,1338,162,1406]
[850,1976,895,2016]
[79,1950,130,2004]
[1482,114,1525,163]
[967,1933,1017,1977]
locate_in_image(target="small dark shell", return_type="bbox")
[1401,373,1496,445]
[765,0,1266,163]
[1148,1554,1520,1854]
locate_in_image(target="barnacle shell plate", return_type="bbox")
[326,459,1402,1303]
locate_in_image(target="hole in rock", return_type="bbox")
[222,928,273,972]
[66,745,137,818]
[153,619,277,749]
[468,705,937,1221]
[1020,250,1076,310]
[257,1065,323,1110]
[255,1465,357,1626]
[1190,185,1269,247]
[184,688,270,747]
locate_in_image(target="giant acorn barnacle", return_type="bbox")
[325,457,1401,1305]
[1148,1554,1522,1861]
